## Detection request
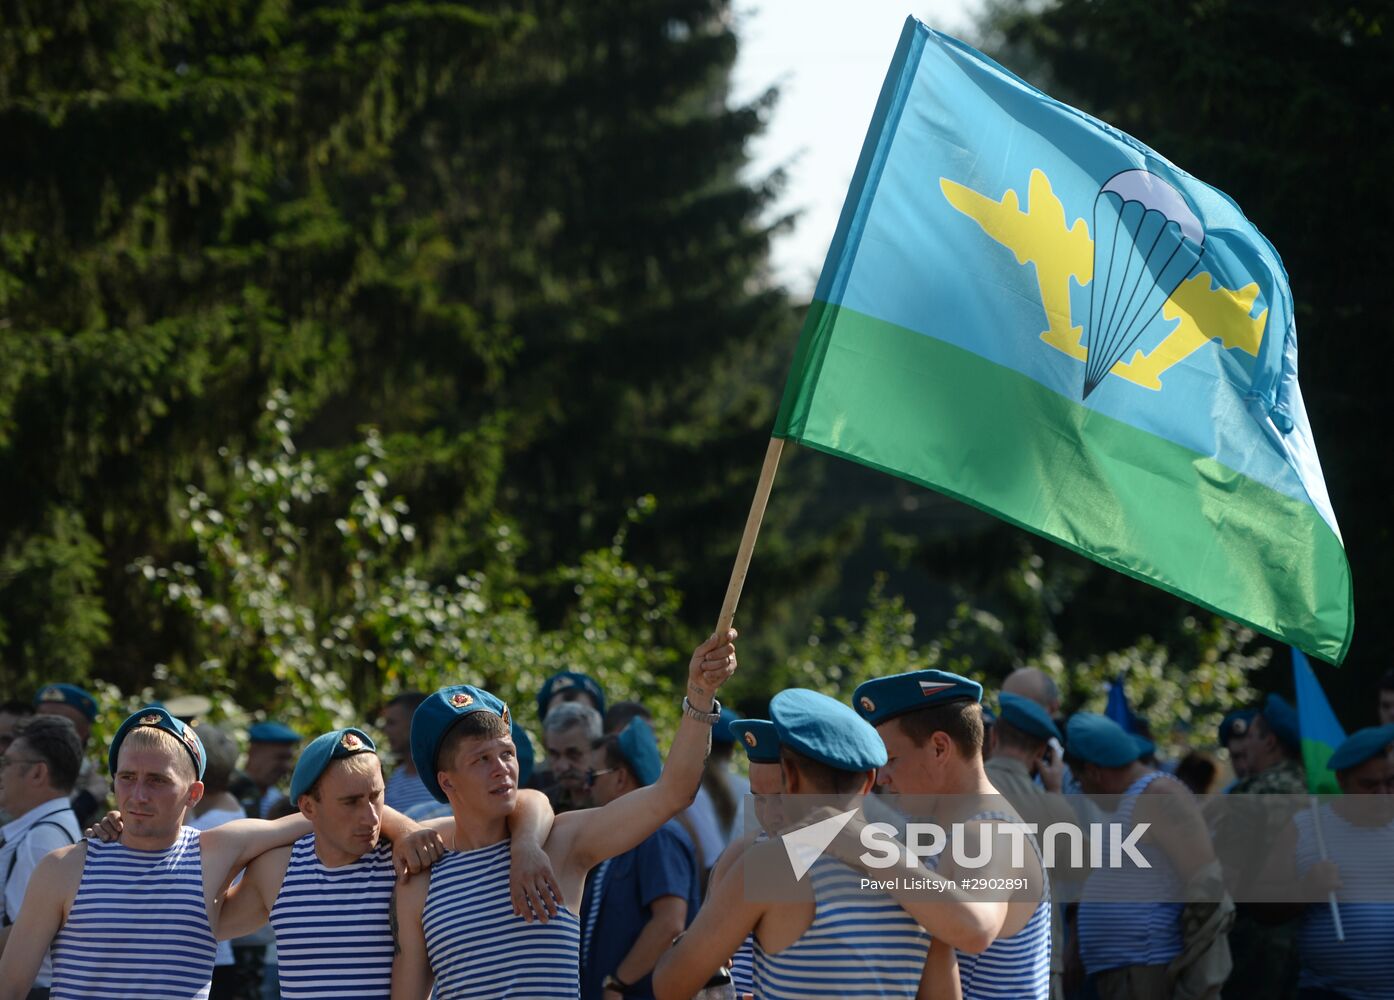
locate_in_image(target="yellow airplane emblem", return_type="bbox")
[940,169,1266,390]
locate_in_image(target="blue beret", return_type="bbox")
[1066,713,1142,768]
[1260,694,1300,752]
[249,721,300,744]
[536,672,606,721]
[1133,735,1156,758]
[730,719,781,765]
[998,692,1061,743]
[290,728,377,803]
[511,720,536,787]
[712,707,742,746]
[35,683,98,721]
[1328,724,1394,773]
[109,706,206,780]
[852,670,983,727]
[772,689,887,772]
[1219,709,1256,748]
[411,685,511,803]
[615,717,663,787]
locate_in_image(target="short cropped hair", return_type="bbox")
[895,700,984,759]
[780,748,868,796]
[439,711,512,774]
[119,725,198,783]
[307,752,382,801]
[14,715,82,792]
[543,701,602,742]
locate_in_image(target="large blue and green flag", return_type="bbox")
[773,18,1352,662]
[1292,648,1346,793]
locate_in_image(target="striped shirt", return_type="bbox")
[754,857,930,999]
[423,838,580,998]
[729,935,756,995]
[269,834,396,999]
[953,811,1052,1000]
[580,857,613,964]
[1293,805,1394,1000]
[1077,771,1185,975]
[51,826,216,999]
[385,766,437,815]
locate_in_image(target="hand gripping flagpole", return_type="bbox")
[1308,796,1345,942]
[715,438,785,637]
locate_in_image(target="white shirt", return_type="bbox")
[188,804,248,966]
[2,796,81,986]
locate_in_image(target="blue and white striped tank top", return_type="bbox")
[269,833,395,999]
[423,838,580,998]
[754,857,930,999]
[1293,805,1394,1000]
[1077,771,1185,975]
[953,811,1052,1000]
[51,826,216,999]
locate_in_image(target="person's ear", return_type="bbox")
[781,758,802,795]
[187,780,205,807]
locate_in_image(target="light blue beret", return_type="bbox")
[1066,712,1142,768]
[411,685,511,802]
[1260,694,1300,752]
[615,716,663,787]
[852,670,983,726]
[109,706,206,779]
[998,692,1061,743]
[1328,724,1394,773]
[1219,709,1256,748]
[290,728,377,802]
[248,721,300,744]
[35,683,98,721]
[730,719,781,765]
[772,689,887,772]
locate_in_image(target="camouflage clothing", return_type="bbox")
[1231,758,1306,796]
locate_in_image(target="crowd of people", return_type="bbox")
[0,649,1391,1000]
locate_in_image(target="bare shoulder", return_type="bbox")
[32,841,87,901]
[43,840,88,873]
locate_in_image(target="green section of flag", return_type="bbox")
[774,303,1352,663]
[1301,739,1341,795]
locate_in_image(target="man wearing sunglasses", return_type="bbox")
[0,715,83,997]
[580,718,700,1000]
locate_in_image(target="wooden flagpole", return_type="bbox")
[715,437,785,636]
[1308,796,1345,942]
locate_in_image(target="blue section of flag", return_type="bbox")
[1292,647,1346,793]
[1105,677,1139,734]
[812,17,1337,538]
